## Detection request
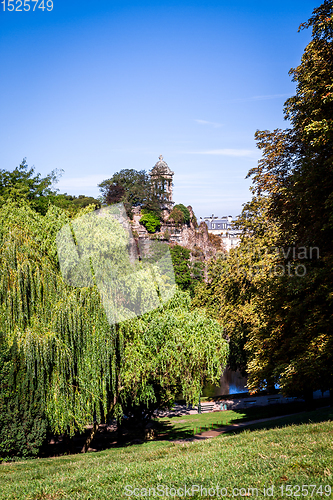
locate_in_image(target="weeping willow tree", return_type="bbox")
[0,202,118,436]
[0,201,228,446]
[117,289,229,428]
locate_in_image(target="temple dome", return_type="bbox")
[150,155,174,176]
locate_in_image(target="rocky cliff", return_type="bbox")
[131,206,226,263]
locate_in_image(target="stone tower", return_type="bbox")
[149,155,174,210]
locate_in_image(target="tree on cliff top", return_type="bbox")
[99,168,168,219]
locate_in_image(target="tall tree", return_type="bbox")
[0,200,227,455]
[243,0,333,397]
[99,169,149,217]
[174,204,191,225]
[193,1,333,400]
[99,168,167,218]
[0,159,61,215]
[114,289,228,436]
[170,245,204,296]
[105,183,125,205]
[0,334,48,461]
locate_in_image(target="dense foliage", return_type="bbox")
[50,193,101,213]
[0,159,59,215]
[99,168,168,218]
[140,211,161,233]
[115,289,228,430]
[170,245,204,296]
[194,1,333,399]
[169,204,191,226]
[0,199,227,458]
[0,334,48,461]
[0,159,100,216]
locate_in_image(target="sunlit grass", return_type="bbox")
[1,407,332,499]
[155,401,319,439]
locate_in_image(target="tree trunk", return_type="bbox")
[81,422,99,453]
[63,433,75,455]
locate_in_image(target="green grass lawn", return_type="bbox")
[155,408,244,439]
[1,407,332,500]
[155,401,320,439]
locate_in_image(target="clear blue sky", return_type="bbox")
[0,0,318,219]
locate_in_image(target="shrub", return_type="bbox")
[173,204,190,225]
[168,207,184,226]
[140,212,161,233]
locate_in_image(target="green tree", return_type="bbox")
[194,1,333,400]
[0,200,224,452]
[99,169,167,218]
[140,212,161,233]
[170,245,204,296]
[173,204,191,225]
[0,159,61,215]
[105,183,125,205]
[170,245,192,291]
[99,169,149,218]
[168,207,184,226]
[116,289,228,434]
[193,195,279,380]
[0,202,116,438]
[0,160,99,217]
[50,193,101,214]
[0,335,48,461]
[243,1,333,398]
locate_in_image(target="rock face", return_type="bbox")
[186,205,198,229]
[131,206,226,264]
[172,223,226,261]
[131,211,149,238]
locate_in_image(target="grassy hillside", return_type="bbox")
[1,408,332,499]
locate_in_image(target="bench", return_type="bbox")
[199,404,215,413]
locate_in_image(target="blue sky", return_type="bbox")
[0,0,318,219]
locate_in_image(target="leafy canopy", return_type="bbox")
[0,159,61,215]
[170,245,204,296]
[173,204,191,225]
[0,200,227,442]
[193,1,333,398]
[99,168,168,218]
[140,212,161,233]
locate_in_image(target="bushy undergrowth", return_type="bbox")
[0,337,48,461]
